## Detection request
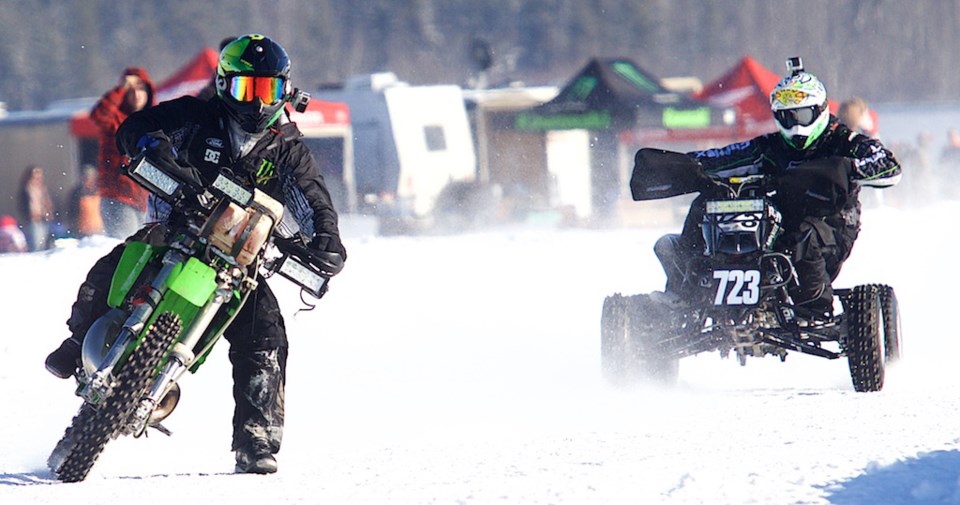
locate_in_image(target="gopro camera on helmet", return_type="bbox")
[290,88,311,113]
[786,57,804,76]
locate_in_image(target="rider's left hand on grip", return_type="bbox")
[309,233,347,263]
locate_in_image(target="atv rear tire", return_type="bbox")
[50,312,182,482]
[843,285,884,392]
[601,293,679,386]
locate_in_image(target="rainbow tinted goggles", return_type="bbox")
[227,75,286,105]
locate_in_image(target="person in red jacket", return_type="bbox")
[91,67,156,238]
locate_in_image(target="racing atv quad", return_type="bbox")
[601,149,901,392]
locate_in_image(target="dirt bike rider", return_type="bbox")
[44,34,346,474]
[653,58,900,316]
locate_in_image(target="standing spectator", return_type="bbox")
[69,164,104,237]
[838,97,878,138]
[91,67,156,238]
[17,165,55,251]
[0,215,28,253]
[940,129,960,164]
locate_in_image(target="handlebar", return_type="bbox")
[272,236,345,277]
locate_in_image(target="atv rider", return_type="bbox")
[44,34,346,474]
[653,58,900,315]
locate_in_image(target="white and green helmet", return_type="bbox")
[770,72,829,150]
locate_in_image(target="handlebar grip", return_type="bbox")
[273,237,344,276]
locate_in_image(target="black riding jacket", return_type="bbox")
[688,117,901,231]
[115,96,341,247]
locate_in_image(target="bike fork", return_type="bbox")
[81,251,185,405]
[129,281,234,436]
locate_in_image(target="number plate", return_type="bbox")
[712,269,761,305]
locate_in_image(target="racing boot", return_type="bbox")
[654,234,685,296]
[45,335,82,379]
[230,347,286,475]
[49,271,114,379]
[792,260,834,320]
[235,437,278,474]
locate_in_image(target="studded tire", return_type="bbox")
[50,312,181,482]
[875,284,902,363]
[843,285,885,392]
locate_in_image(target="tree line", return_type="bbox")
[0,0,953,110]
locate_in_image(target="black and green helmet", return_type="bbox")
[216,34,292,133]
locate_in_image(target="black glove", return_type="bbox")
[309,232,347,261]
[135,134,203,189]
[137,134,178,164]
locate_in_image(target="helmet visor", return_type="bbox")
[227,75,285,105]
[774,105,823,129]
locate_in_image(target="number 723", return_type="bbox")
[713,269,761,305]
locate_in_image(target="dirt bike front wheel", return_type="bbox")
[50,312,182,482]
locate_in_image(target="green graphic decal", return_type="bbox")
[515,111,611,131]
[255,159,275,185]
[662,107,711,129]
[612,62,660,93]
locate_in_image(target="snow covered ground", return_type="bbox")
[1,187,960,504]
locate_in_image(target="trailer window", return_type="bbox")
[423,125,446,152]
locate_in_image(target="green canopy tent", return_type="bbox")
[512,58,727,221]
[515,57,718,132]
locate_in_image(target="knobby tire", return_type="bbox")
[845,285,884,392]
[51,312,182,482]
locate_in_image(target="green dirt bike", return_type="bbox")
[47,152,343,482]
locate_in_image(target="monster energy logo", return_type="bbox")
[255,160,275,185]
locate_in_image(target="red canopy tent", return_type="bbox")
[693,56,844,139]
[65,49,356,209]
[69,48,220,138]
[70,48,353,136]
[154,48,219,103]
